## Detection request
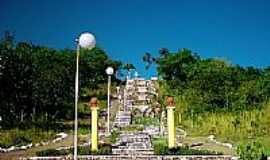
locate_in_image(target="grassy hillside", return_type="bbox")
[179,102,270,153]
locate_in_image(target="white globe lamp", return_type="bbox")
[106,67,114,75]
[78,32,96,49]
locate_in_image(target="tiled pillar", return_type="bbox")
[166,96,175,148]
[90,97,98,151]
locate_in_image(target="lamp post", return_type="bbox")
[106,66,114,135]
[74,32,96,160]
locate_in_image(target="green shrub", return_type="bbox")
[154,145,222,155]
[13,136,31,147]
[0,128,55,148]
[109,130,120,144]
[133,117,159,126]
[94,144,112,155]
[77,145,112,155]
[154,144,168,155]
[78,146,91,155]
[36,144,112,156]
[237,142,268,160]
[121,125,143,132]
[180,104,270,150]
[153,138,222,155]
[36,148,70,156]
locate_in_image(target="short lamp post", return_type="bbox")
[74,32,96,160]
[106,67,114,135]
[166,96,176,148]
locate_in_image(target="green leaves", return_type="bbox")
[0,35,121,128]
[152,48,270,114]
[237,141,268,160]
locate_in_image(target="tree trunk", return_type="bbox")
[20,109,24,122]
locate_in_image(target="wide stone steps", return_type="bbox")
[113,111,131,128]
[112,132,154,155]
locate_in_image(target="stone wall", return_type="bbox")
[26,155,238,160]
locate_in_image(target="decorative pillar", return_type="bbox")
[90,97,98,151]
[166,96,175,148]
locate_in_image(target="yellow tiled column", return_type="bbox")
[90,97,98,151]
[166,96,175,148]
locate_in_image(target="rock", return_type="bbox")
[57,146,72,151]
[176,142,183,147]
[41,141,49,146]
[27,143,33,148]
[0,147,7,153]
[208,135,215,141]
[56,132,68,139]
[52,137,62,143]
[144,125,160,136]
[207,135,233,149]
[7,146,15,152]
[190,142,204,147]
[222,143,233,148]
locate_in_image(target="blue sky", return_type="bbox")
[1,0,270,77]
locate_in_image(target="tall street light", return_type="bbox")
[74,32,96,160]
[106,66,114,135]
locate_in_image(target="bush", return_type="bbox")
[133,117,160,126]
[109,130,120,144]
[154,145,222,155]
[154,146,222,155]
[94,144,112,155]
[13,136,31,147]
[153,138,222,155]
[36,144,112,156]
[120,125,143,132]
[154,144,168,155]
[237,142,268,160]
[36,148,69,156]
[78,145,112,155]
[78,146,91,155]
[0,128,55,148]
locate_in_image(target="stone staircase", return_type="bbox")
[112,131,154,155]
[111,79,158,155]
[113,111,131,128]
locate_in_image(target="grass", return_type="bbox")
[120,125,144,132]
[0,99,111,159]
[107,130,120,144]
[152,137,223,155]
[133,117,160,126]
[36,144,112,156]
[152,137,167,147]
[179,103,270,155]
[0,128,56,148]
[78,100,107,115]
[182,136,234,155]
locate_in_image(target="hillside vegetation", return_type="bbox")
[144,48,270,154]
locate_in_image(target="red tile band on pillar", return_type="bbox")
[89,97,98,108]
[166,96,174,107]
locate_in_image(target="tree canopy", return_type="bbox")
[143,48,270,114]
[0,33,122,128]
